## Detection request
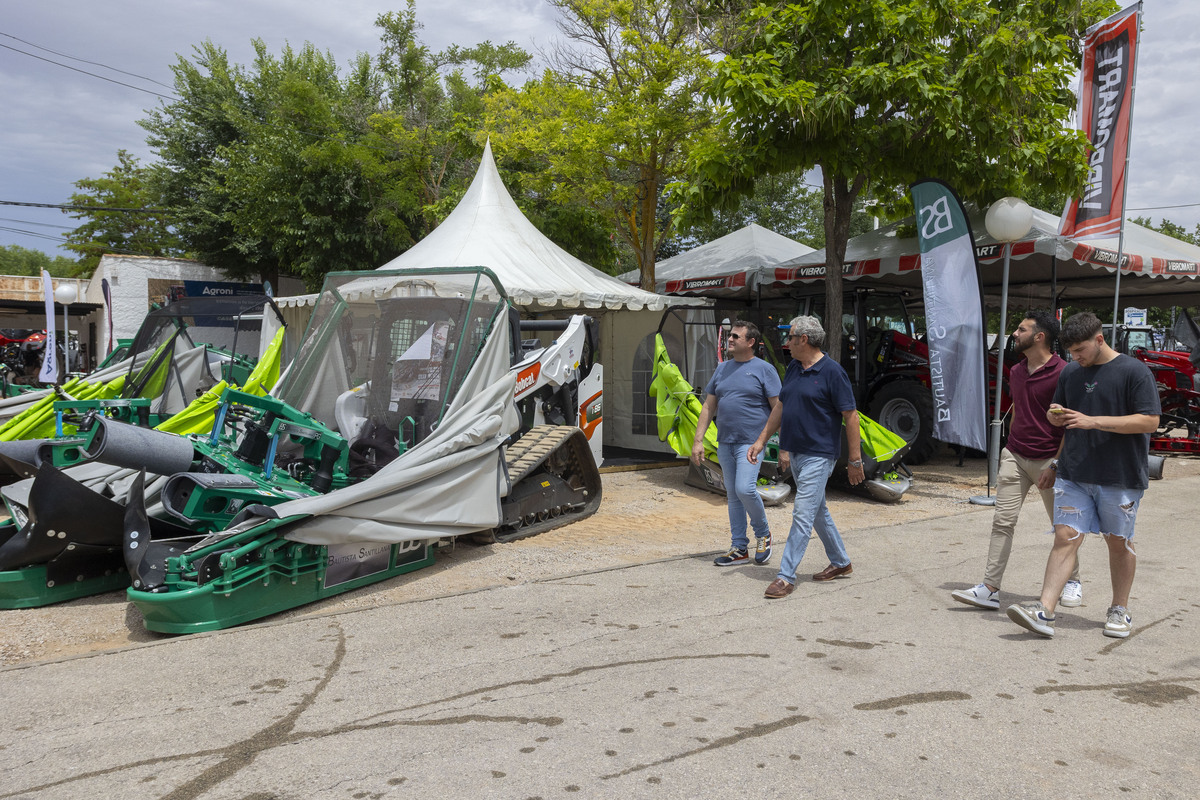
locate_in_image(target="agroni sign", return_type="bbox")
[182,280,264,297]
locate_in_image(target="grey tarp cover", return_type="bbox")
[617,223,816,298]
[275,306,520,545]
[1,273,521,549]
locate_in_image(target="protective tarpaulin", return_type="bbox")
[278,305,519,543]
[239,269,520,545]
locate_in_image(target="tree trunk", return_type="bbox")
[638,163,658,292]
[820,167,864,361]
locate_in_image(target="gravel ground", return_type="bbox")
[3,449,1196,667]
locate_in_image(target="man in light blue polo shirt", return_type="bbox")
[749,315,863,598]
[693,320,781,566]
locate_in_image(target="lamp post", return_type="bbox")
[970,197,1032,506]
[53,283,77,381]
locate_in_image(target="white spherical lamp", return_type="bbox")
[984,197,1034,243]
[54,284,78,305]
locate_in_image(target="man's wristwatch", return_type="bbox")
[1048,459,1059,470]
[848,459,863,468]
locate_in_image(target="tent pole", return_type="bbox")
[1049,255,1057,316]
[1110,231,1129,344]
[1109,2,1143,345]
[987,242,1013,491]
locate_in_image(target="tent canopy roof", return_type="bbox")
[378,142,703,312]
[618,223,815,298]
[768,208,1200,307]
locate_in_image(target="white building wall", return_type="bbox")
[85,255,239,354]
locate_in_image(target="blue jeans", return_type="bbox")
[1053,478,1144,541]
[777,454,850,583]
[717,442,771,550]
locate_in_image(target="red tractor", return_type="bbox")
[722,287,1015,464]
[1108,324,1200,454]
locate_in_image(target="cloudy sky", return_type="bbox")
[1,0,1196,259]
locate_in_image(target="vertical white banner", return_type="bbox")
[38,271,58,384]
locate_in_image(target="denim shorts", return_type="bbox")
[1053,478,1144,540]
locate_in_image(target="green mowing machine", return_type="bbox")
[0,269,602,631]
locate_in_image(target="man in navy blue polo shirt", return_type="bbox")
[749,316,863,599]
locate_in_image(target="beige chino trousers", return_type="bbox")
[983,447,1081,590]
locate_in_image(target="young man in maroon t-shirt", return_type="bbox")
[952,311,1082,610]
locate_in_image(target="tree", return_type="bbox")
[486,0,719,287]
[138,4,534,289]
[0,245,79,277]
[680,0,1117,358]
[141,39,422,288]
[63,150,184,272]
[369,4,532,237]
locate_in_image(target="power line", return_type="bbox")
[0,31,176,91]
[0,217,74,230]
[0,201,170,214]
[0,225,66,243]
[1127,202,1200,212]
[0,41,177,101]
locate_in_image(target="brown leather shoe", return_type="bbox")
[764,578,795,599]
[812,563,853,582]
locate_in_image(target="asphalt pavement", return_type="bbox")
[2,467,1198,800]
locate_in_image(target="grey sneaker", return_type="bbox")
[1007,601,1056,637]
[952,583,999,610]
[1059,580,1083,608]
[1103,606,1132,638]
[754,534,772,564]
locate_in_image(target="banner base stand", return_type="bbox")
[968,495,996,506]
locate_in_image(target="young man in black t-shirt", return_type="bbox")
[1007,312,1160,640]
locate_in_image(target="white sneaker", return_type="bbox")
[952,583,999,610]
[1103,606,1132,638]
[1059,580,1083,608]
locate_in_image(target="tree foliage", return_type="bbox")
[680,0,1117,357]
[486,0,720,284]
[140,38,413,288]
[62,150,184,273]
[0,244,80,278]
[133,2,535,290]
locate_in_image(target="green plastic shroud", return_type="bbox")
[0,564,130,609]
[128,518,436,634]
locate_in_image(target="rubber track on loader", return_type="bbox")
[488,424,602,543]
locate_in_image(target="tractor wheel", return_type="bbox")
[869,381,938,465]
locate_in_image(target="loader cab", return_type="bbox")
[276,269,508,467]
[757,288,920,400]
[1103,324,1162,355]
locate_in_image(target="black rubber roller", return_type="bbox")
[84,417,197,475]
